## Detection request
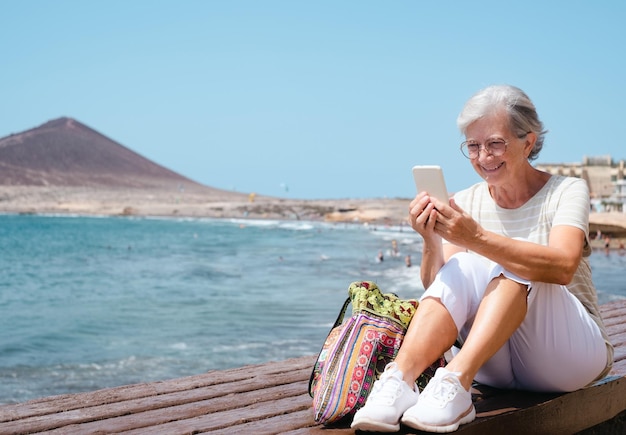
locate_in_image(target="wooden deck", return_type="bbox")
[1,300,625,435]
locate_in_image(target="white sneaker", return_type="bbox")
[401,367,475,433]
[350,362,419,432]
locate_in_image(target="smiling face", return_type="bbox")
[464,110,534,186]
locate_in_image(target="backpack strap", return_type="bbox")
[308,296,351,396]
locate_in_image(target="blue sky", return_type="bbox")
[2,1,625,199]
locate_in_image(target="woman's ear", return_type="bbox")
[524,132,537,158]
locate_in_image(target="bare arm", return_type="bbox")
[431,197,584,285]
[409,194,466,289]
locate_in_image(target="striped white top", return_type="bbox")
[452,175,610,358]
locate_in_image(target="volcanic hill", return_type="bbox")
[0,117,212,190]
[1,118,623,231]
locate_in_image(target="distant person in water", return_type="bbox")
[352,85,612,433]
[391,239,399,257]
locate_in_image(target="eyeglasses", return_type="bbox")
[460,132,530,160]
[460,139,507,159]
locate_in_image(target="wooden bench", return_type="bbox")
[1,300,625,434]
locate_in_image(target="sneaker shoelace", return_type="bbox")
[368,370,404,406]
[421,372,462,408]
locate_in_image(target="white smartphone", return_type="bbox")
[412,165,449,202]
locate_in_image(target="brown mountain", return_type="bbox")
[0,117,207,189]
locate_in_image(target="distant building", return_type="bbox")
[536,155,626,212]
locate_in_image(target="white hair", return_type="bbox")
[457,85,547,161]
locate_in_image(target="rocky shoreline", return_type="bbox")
[0,185,411,225]
[1,186,625,240]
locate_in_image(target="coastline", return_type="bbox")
[0,185,411,225]
[1,185,625,239]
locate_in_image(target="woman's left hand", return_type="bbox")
[429,197,484,249]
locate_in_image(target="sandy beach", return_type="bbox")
[0,185,411,225]
[2,185,625,231]
[2,185,626,243]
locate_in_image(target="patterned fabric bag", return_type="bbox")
[308,281,445,426]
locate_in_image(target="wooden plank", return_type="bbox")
[600,299,626,314]
[605,314,626,329]
[198,410,324,435]
[114,393,314,435]
[453,376,626,435]
[608,329,626,347]
[41,382,310,435]
[0,367,311,434]
[280,412,353,435]
[607,326,626,341]
[605,306,626,321]
[0,356,314,424]
[612,359,626,375]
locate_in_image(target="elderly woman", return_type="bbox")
[351,85,613,433]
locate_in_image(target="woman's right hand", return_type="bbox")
[409,192,445,288]
[409,192,442,245]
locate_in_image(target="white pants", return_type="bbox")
[421,252,607,392]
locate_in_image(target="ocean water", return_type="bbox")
[1,214,625,405]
